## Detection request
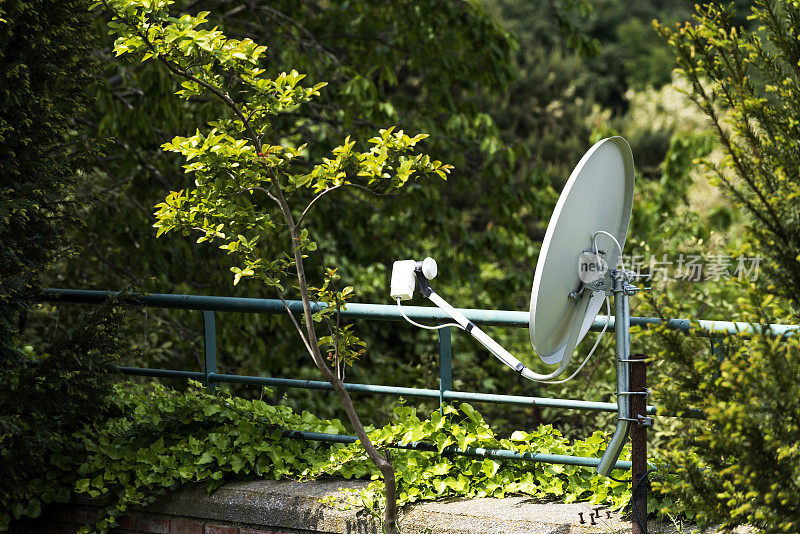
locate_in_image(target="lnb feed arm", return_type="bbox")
[391,258,585,382]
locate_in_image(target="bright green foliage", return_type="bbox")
[326,403,631,511]
[155,127,447,290]
[100,0,452,364]
[645,2,800,531]
[63,0,531,430]
[68,383,635,532]
[71,0,517,315]
[648,289,800,532]
[73,381,349,532]
[66,0,721,440]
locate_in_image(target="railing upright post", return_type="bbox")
[438,327,452,412]
[202,310,217,392]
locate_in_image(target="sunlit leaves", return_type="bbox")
[649,6,800,526]
[655,1,800,307]
[649,288,800,531]
[67,383,638,532]
[297,129,453,195]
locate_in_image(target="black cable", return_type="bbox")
[631,469,654,533]
[607,469,654,531]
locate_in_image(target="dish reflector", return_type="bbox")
[529,137,634,365]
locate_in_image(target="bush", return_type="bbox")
[650,289,800,532]
[0,0,95,344]
[0,0,125,528]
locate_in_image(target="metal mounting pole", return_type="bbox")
[597,271,632,476]
[438,326,452,413]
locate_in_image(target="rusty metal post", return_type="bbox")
[630,352,648,534]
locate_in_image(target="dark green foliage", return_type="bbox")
[0,302,129,530]
[76,0,521,299]
[73,8,494,321]
[0,1,130,528]
[629,131,716,246]
[67,0,712,439]
[43,0,743,448]
[491,0,696,111]
[64,0,548,430]
[584,0,693,106]
[0,0,95,347]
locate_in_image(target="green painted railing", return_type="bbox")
[39,288,799,471]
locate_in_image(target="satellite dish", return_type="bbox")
[529,137,635,366]
[390,136,638,476]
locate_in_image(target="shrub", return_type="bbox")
[0,302,129,530]
[649,2,800,530]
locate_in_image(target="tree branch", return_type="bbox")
[298,182,380,226]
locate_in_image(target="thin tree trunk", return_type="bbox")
[273,181,399,534]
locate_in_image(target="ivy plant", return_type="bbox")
[70,381,641,533]
[74,381,348,532]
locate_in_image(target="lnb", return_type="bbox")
[390,257,436,301]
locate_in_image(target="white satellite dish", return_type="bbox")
[390,136,639,476]
[529,137,635,366]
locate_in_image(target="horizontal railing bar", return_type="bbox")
[114,368,671,416]
[280,429,632,470]
[41,288,799,337]
[113,371,634,468]
[209,372,439,397]
[442,390,661,416]
[119,367,206,380]
[113,367,637,467]
[207,372,650,413]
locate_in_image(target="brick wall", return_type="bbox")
[16,504,317,534]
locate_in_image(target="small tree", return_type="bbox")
[100,1,452,531]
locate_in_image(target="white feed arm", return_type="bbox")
[390,257,586,382]
[428,291,586,382]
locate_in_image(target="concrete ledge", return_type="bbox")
[145,479,380,534]
[143,478,658,534]
[25,478,755,534]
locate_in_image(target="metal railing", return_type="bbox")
[39,288,799,471]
